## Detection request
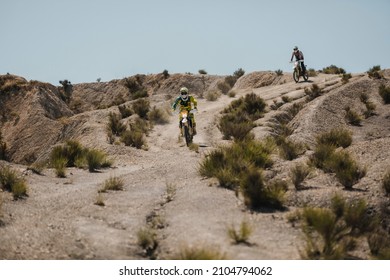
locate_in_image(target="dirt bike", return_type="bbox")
[291,60,309,83]
[179,109,196,146]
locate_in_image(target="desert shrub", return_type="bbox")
[217,81,231,94]
[50,140,85,168]
[170,245,227,260]
[148,106,169,124]
[233,68,245,78]
[281,95,291,103]
[367,229,390,259]
[162,69,169,79]
[240,168,287,210]
[224,75,237,87]
[316,128,352,148]
[205,91,220,101]
[341,73,352,84]
[227,219,253,245]
[0,132,7,160]
[305,84,322,101]
[325,150,366,189]
[107,112,126,136]
[307,68,317,77]
[0,166,27,199]
[52,156,67,178]
[198,69,207,75]
[290,163,311,190]
[130,116,151,134]
[199,139,273,188]
[311,143,336,169]
[382,170,390,195]
[218,113,254,141]
[322,65,346,75]
[99,176,124,192]
[227,90,236,97]
[132,98,150,119]
[301,207,351,259]
[378,84,390,104]
[137,227,158,258]
[118,104,133,118]
[278,138,305,160]
[124,76,148,99]
[121,130,146,149]
[363,101,376,118]
[345,106,362,126]
[86,149,109,172]
[275,69,283,76]
[367,65,383,79]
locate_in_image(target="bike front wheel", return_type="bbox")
[293,69,299,83]
[184,126,192,146]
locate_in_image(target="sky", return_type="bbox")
[1,0,389,85]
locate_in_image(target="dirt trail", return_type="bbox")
[2,72,380,260]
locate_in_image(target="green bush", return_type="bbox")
[311,143,336,169]
[305,84,322,101]
[316,128,352,148]
[107,112,126,136]
[325,150,366,189]
[118,104,133,118]
[341,73,352,84]
[322,65,346,74]
[50,140,85,168]
[290,163,311,190]
[217,81,231,94]
[52,156,67,177]
[345,106,362,126]
[170,245,227,260]
[233,68,245,78]
[218,113,254,141]
[0,132,7,160]
[121,130,146,149]
[382,170,390,195]
[132,98,150,119]
[198,69,207,75]
[0,166,27,199]
[86,149,109,172]
[227,219,253,244]
[379,84,390,104]
[367,65,383,79]
[240,168,287,210]
[99,176,124,192]
[148,106,169,124]
[275,69,283,76]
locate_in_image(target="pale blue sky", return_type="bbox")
[1,0,389,84]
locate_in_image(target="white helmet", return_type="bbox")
[180,87,189,101]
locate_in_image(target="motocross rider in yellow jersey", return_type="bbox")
[171,87,198,135]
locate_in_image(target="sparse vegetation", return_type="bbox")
[121,129,145,148]
[50,141,111,173]
[137,227,159,258]
[198,69,207,75]
[307,68,317,77]
[379,84,390,104]
[275,69,283,76]
[341,73,352,84]
[148,106,169,124]
[290,163,311,190]
[99,176,124,192]
[170,245,227,260]
[367,65,383,79]
[107,112,126,136]
[305,84,322,101]
[316,127,352,148]
[227,219,253,245]
[345,106,362,126]
[132,98,150,119]
[218,93,266,140]
[382,170,390,195]
[233,68,245,78]
[205,91,220,101]
[322,65,346,75]
[0,132,7,160]
[0,166,28,199]
[123,76,148,99]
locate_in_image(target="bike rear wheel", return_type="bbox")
[293,69,299,83]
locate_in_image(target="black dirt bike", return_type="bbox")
[292,60,309,83]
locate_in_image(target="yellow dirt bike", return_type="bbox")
[291,60,309,83]
[179,109,197,146]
